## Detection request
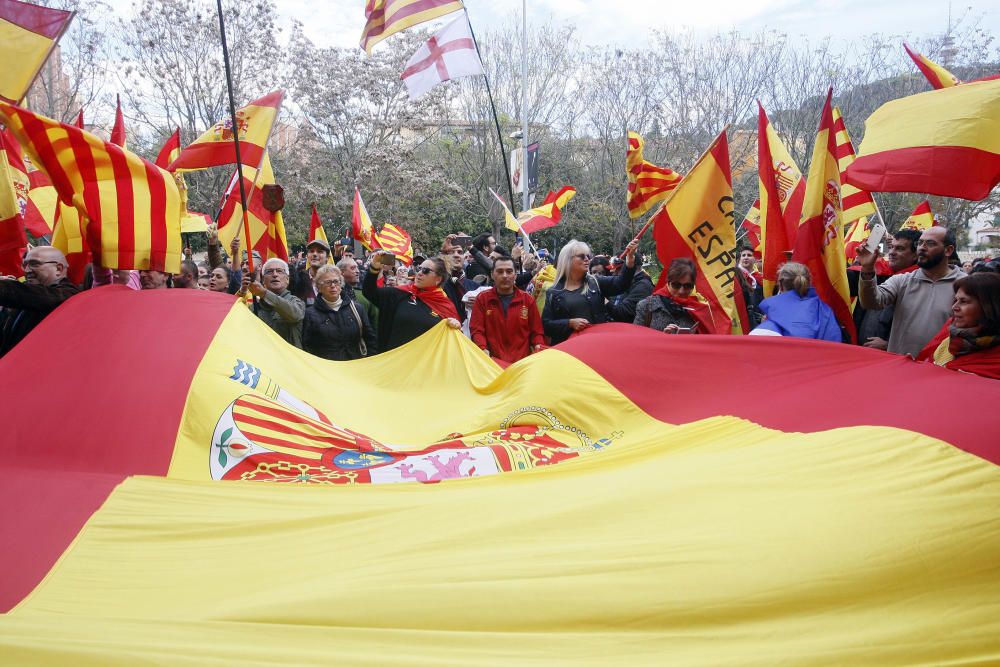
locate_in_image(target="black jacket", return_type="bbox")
[363,270,445,351]
[0,278,82,358]
[542,263,635,344]
[302,297,375,361]
[606,270,653,323]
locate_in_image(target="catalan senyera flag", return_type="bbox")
[901,199,935,231]
[50,201,89,282]
[741,199,761,255]
[758,102,806,296]
[651,129,740,335]
[626,131,683,219]
[845,78,1000,201]
[352,187,381,251]
[377,222,413,265]
[0,0,73,103]
[110,94,126,148]
[831,106,876,224]
[360,0,464,54]
[903,42,960,89]
[793,89,855,344]
[218,153,287,262]
[0,129,28,275]
[168,90,284,172]
[2,289,1000,662]
[517,186,576,234]
[0,100,182,273]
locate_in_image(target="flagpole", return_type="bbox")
[214,0,255,277]
[520,0,529,221]
[465,12,518,218]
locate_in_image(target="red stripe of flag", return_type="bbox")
[364,0,456,41]
[0,0,72,38]
[107,143,135,268]
[146,161,168,271]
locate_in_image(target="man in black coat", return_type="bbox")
[0,246,81,358]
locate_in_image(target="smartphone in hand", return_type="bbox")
[864,223,887,255]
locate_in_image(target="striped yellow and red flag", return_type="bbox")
[758,101,806,296]
[793,88,854,343]
[0,129,28,275]
[5,289,1000,662]
[352,187,381,251]
[218,153,288,262]
[741,198,761,255]
[845,78,1000,201]
[517,186,576,234]
[168,90,284,172]
[110,94,126,148]
[377,222,413,265]
[360,0,464,54]
[901,200,935,231]
[903,42,960,89]
[17,144,56,237]
[651,129,740,335]
[626,130,682,219]
[308,203,329,246]
[0,99,181,272]
[831,106,876,224]
[0,0,73,103]
[50,202,90,282]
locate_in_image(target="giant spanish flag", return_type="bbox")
[758,102,806,296]
[168,90,284,172]
[626,130,683,218]
[360,0,464,53]
[0,0,73,103]
[845,78,1000,201]
[0,99,182,272]
[651,129,740,335]
[794,89,855,343]
[1,289,999,662]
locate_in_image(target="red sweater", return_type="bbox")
[470,287,546,364]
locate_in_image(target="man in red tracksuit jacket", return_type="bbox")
[470,256,546,364]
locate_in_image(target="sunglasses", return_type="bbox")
[416,267,435,275]
[669,281,695,291]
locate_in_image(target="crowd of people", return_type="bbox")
[2,223,1000,379]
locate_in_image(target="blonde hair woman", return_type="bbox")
[750,262,842,341]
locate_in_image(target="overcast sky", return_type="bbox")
[263,0,999,52]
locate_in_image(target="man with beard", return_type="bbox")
[857,226,965,357]
[470,256,545,364]
[851,229,920,350]
[172,260,199,289]
[0,246,80,358]
[241,258,305,348]
[139,269,171,290]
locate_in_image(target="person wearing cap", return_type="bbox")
[290,238,330,306]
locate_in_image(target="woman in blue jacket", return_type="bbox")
[751,262,843,342]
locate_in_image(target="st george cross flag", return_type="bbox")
[401,13,483,100]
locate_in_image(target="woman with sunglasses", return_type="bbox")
[750,262,842,342]
[633,258,721,334]
[363,252,461,351]
[541,239,639,345]
[303,265,376,360]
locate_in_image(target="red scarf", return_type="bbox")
[395,284,459,320]
[650,288,721,335]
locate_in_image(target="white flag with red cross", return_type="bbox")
[401,13,484,100]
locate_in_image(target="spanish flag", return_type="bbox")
[351,187,381,251]
[831,106,876,224]
[0,129,27,275]
[517,186,576,234]
[901,199,935,230]
[0,0,73,103]
[0,99,182,273]
[903,42,960,89]
[377,222,413,265]
[845,78,1000,201]
[218,152,288,262]
[794,89,855,343]
[758,101,806,296]
[168,90,284,172]
[626,130,682,219]
[360,0,464,54]
[1,289,999,661]
[651,129,740,335]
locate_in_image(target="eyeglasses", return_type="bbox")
[416,267,435,275]
[669,281,695,291]
[22,259,61,270]
[316,280,342,288]
[574,254,593,261]
[262,268,287,276]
